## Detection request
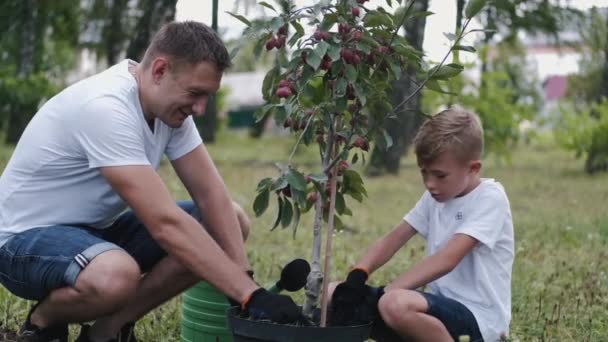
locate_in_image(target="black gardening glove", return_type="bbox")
[329,269,385,326]
[244,288,304,324]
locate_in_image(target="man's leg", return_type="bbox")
[0,224,141,340]
[30,249,141,328]
[377,289,452,342]
[87,201,251,341]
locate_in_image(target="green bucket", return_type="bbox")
[181,282,233,342]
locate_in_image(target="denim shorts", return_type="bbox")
[371,290,483,342]
[0,201,199,301]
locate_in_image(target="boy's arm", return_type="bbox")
[353,220,417,274]
[385,233,478,291]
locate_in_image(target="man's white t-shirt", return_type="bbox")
[404,178,514,342]
[0,60,202,247]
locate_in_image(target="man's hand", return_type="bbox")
[244,288,303,324]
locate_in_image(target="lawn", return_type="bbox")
[0,129,607,341]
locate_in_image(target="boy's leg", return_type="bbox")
[377,289,482,342]
[87,200,251,341]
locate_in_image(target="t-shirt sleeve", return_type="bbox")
[165,116,203,160]
[456,186,509,249]
[404,191,431,238]
[75,97,150,168]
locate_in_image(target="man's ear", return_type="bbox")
[150,57,170,84]
[469,160,482,174]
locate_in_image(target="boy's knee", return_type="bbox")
[378,290,421,326]
[232,201,251,241]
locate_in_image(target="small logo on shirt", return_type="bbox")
[455,211,463,220]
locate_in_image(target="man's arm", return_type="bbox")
[354,221,418,274]
[100,165,257,303]
[170,144,251,271]
[385,233,478,291]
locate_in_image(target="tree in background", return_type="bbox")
[0,0,179,145]
[424,0,569,162]
[556,7,608,173]
[0,0,80,144]
[367,0,429,175]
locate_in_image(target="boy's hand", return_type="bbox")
[330,269,385,326]
[244,288,304,324]
[332,268,369,304]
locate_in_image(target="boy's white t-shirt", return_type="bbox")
[0,60,202,247]
[404,178,514,342]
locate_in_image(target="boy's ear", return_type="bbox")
[469,160,482,174]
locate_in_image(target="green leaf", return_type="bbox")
[335,78,347,97]
[292,188,307,208]
[345,65,358,82]
[320,13,338,31]
[229,46,241,61]
[465,0,487,19]
[335,192,346,215]
[315,41,330,59]
[306,51,322,70]
[270,17,285,31]
[225,11,251,26]
[271,176,289,191]
[308,173,328,183]
[286,168,307,191]
[383,129,393,149]
[271,197,283,231]
[291,21,304,36]
[262,66,280,101]
[443,32,456,41]
[291,205,301,239]
[254,104,273,122]
[253,189,270,217]
[281,199,293,228]
[429,63,464,79]
[351,153,359,165]
[425,79,456,95]
[258,1,277,13]
[363,11,394,28]
[327,44,342,61]
[389,61,402,80]
[453,45,476,53]
[256,177,274,192]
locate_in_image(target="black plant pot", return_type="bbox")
[227,307,372,342]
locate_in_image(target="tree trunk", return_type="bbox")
[106,0,128,66]
[6,0,37,144]
[368,0,429,175]
[584,12,608,174]
[196,0,219,143]
[126,0,177,61]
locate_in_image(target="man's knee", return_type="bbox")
[232,201,251,241]
[75,250,140,308]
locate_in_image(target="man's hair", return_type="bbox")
[413,108,484,165]
[141,21,231,72]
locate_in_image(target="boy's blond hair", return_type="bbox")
[413,108,484,165]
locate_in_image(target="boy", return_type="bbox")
[330,109,514,342]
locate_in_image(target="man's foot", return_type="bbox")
[76,323,137,342]
[18,304,68,342]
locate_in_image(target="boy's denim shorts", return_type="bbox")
[371,290,483,342]
[0,201,199,301]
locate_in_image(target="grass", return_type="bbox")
[1,129,607,341]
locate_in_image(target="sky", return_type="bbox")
[175,0,608,63]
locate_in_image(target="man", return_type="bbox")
[0,21,301,342]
